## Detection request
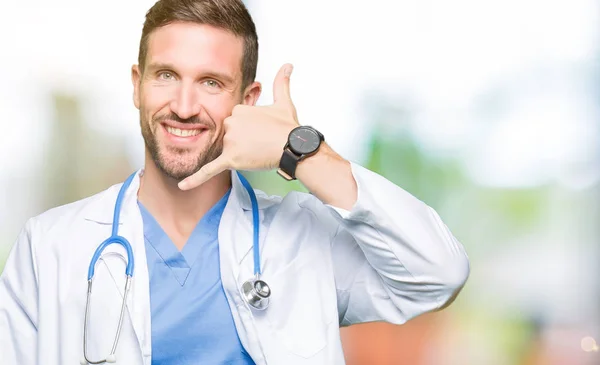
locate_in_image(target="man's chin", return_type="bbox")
[155,159,202,181]
[161,168,199,181]
[151,145,221,181]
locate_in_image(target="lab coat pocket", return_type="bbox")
[260,258,336,358]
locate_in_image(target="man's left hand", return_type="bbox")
[178,63,298,190]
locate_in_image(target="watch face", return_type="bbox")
[288,127,321,155]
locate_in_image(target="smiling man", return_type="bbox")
[134,21,245,183]
[0,1,470,364]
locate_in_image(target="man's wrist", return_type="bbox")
[277,125,324,180]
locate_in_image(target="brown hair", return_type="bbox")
[138,0,258,90]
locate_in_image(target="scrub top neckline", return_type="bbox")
[137,188,231,286]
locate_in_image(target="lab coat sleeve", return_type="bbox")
[326,162,470,326]
[0,218,39,364]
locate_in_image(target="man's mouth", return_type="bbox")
[165,126,203,137]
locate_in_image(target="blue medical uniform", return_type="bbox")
[138,189,255,365]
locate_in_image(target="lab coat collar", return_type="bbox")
[81,169,143,225]
[81,169,276,272]
[82,169,272,225]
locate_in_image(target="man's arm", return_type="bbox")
[0,219,39,364]
[171,59,470,320]
[294,142,357,210]
[297,150,470,325]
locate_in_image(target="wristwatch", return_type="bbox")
[277,126,324,181]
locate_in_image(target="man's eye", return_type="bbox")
[158,72,174,80]
[205,80,219,88]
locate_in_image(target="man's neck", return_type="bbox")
[137,161,232,250]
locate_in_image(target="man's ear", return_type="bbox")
[131,65,141,110]
[241,81,262,106]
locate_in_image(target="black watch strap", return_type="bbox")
[277,149,300,180]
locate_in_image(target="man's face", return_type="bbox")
[132,22,255,180]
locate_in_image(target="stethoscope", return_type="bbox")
[81,171,270,364]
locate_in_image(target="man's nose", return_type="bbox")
[169,82,202,119]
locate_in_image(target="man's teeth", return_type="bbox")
[166,126,202,137]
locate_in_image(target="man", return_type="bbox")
[0,0,470,364]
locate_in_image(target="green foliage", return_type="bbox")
[243,170,309,197]
[364,128,467,209]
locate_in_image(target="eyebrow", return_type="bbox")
[146,62,236,85]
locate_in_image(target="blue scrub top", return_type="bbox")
[138,189,255,365]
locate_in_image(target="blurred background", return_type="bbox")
[1,0,599,364]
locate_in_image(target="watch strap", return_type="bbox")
[277,148,300,180]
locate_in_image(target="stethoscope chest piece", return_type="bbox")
[242,277,271,310]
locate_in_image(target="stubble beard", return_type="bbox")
[140,112,223,181]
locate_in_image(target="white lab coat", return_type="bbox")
[0,162,469,365]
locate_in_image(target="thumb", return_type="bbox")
[273,63,293,106]
[178,155,229,190]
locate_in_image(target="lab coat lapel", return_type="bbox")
[119,183,151,359]
[218,171,265,363]
[83,170,151,359]
[221,170,279,276]
[221,171,255,275]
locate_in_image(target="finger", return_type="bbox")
[178,155,229,190]
[273,63,293,106]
